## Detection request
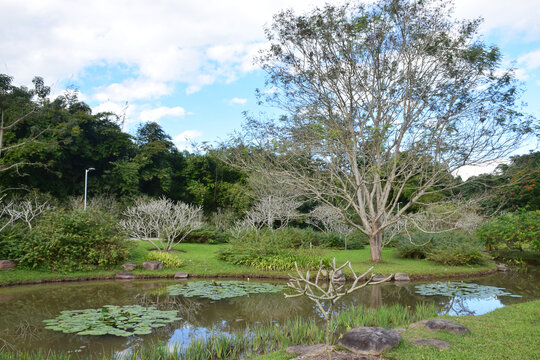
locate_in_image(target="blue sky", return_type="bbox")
[1,0,539,177]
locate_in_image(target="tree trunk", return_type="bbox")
[369,232,382,262]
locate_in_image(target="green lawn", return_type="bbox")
[0,241,495,286]
[254,300,540,360]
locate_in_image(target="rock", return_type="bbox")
[0,260,15,270]
[497,264,509,272]
[338,326,401,355]
[370,274,389,283]
[425,319,470,334]
[287,345,379,360]
[331,269,346,283]
[394,273,410,281]
[122,262,137,271]
[408,320,428,329]
[174,272,189,279]
[394,328,406,334]
[115,272,135,280]
[411,338,450,349]
[142,261,163,270]
[286,344,327,356]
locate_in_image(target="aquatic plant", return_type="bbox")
[43,305,181,336]
[167,280,285,300]
[415,282,521,298]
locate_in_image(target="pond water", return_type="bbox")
[0,267,538,357]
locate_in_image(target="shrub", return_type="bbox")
[146,251,184,268]
[477,210,540,251]
[395,230,489,265]
[218,227,330,270]
[17,209,129,271]
[182,224,228,244]
[426,239,489,265]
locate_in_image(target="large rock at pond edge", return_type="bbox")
[142,261,163,270]
[338,327,401,355]
[497,264,509,272]
[122,262,137,271]
[115,272,135,280]
[411,338,450,349]
[0,260,15,270]
[394,273,410,282]
[370,274,389,283]
[425,319,470,334]
[174,272,189,279]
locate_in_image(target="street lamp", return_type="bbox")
[84,168,95,210]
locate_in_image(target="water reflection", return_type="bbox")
[0,267,538,358]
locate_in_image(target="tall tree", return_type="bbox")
[0,74,50,174]
[229,0,534,261]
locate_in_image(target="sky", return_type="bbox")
[1,0,539,178]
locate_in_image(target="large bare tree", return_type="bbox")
[228,0,534,261]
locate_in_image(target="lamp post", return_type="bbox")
[84,168,95,210]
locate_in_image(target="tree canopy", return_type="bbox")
[228,0,534,261]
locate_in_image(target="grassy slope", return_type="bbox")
[255,300,540,360]
[386,300,540,360]
[0,241,495,286]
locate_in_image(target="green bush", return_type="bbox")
[146,251,184,268]
[477,210,540,251]
[218,227,330,271]
[182,224,228,244]
[395,230,489,265]
[426,239,489,265]
[16,209,129,271]
[0,224,26,260]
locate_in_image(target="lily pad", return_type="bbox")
[167,280,285,300]
[43,305,181,336]
[415,282,522,299]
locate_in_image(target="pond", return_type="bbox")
[0,267,538,358]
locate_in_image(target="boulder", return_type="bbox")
[142,261,163,270]
[496,264,509,272]
[122,262,137,271]
[331,269,346,283]
[394,273,410,282]
[115,272,135,280]
[425,319,470,334]
[411,338,450,349]
[370,274,389,283]
[408,320,428,329]
[174,272,189,279]
[0,260,15,270]
[338,326,401,355]
[287,345,379,360]
[286,344,327,356]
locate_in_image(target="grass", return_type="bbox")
[0,241,496,286]
[254,300,540,360]
[386,300,540,360]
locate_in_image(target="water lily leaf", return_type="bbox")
[167,281,285,300]
[43,305,181,337]
[415,282,521,299]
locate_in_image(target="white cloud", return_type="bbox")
[454,0,540,42]
[173,130,203,151]
[139,106,187,123]
[93,79,173,102]
[518,49,540,71]
[229,97,247,105]
[454,160,508,181]
[0,0,338,92]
